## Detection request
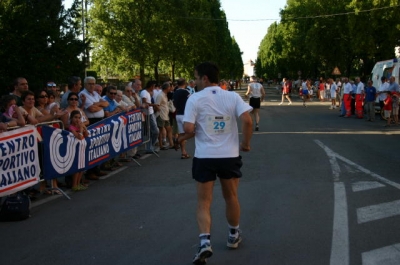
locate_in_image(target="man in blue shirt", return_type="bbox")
[364,80,377,121]
[103,86,123,117]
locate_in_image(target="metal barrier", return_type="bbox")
[36,120,71,200]
[2,109,151,199]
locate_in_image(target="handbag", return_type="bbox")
[168,100,176,113]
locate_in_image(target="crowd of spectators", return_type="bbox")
[0,76,205,200]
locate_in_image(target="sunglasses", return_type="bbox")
[109,92,117,95]
[68,98,79,101]
[39,95,48,98]
[47,84,57,87]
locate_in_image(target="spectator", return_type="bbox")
[67,110,89,191]
[79,76,109,180]
[102,86,124,118]
[60,92,89,129]
[10,77,29,106]
[155,82,173,150]
[19,90,65,125]
[377,77,389,118]
[391,92,399,125]
[319,78,326,101]
[140,80,160,153]
[364,80,377,122]
[115,90,130,111]
[187,80,196,95]
[388,76,400,93]
[0,95,25,129]
[342,78,353,118]
[61,76,82,109]
[355,77,365,119]
[383,91,393,127]
[173,78,191,159]
[329,78,337,109]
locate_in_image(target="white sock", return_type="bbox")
[199,233,210,246]
[228,224,239,237]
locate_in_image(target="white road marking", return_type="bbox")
[315,140,349,265]
[362,243,400,265]
[357,200,400,224]
[315,140,400,265]
[330,182,350,265]
[352,181,385,192]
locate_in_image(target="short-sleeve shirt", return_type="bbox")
[388,82,400,93]
[378,82,389,101]
[183,86,253,158]
[173,88,190,115]
[19,106,43,119]
[140,89,154,115]
[79,89,105,119]
[102,95,118,113]
[356,82,364,94]
[155,92,169,120]
[364,86,377,102]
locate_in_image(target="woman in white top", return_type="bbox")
[245,76,265,131]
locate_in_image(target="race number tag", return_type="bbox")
[206,115,231,135]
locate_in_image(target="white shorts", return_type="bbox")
[176,115,185,134]
[384,110,391,118]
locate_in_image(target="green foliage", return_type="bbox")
[89,0,244,82]
[0,0,86,94]
[257,0,400,81]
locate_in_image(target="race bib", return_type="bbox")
[206,115,232,135]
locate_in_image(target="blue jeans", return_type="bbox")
[148,113,159,151]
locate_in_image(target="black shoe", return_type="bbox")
[255,126,259,131]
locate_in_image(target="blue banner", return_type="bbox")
[41,110,142,180]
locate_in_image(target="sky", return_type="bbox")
[219,0,286,62]
[64,0,287,63]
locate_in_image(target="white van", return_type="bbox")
[370,58,400,112]
[371,58,400,88]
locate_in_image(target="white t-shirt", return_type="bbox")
[330,83,337,97]
[140,89,154,115]
[248,82,263,98]
[78,89,105,119]
[343,82,352,94]
[183,86,253,158]
[356,82,364,94]
[378,82,389,101]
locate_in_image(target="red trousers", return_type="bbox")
[344,94,352,117]
[355,94,364,118]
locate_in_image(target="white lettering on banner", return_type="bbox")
[128,122,141,133]
[129,131,141,143]
[89,134,110,149]
[88,144,109,161]
[127,112,142,144]
[49,129,87,174]
[87,124,111,137]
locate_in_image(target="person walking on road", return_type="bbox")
[245,75,265,131]
[278,78,292,105]
[180,62,253,265]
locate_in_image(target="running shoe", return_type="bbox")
[255,126,259,131]
[193,243,213,265]
[227,230,242,249]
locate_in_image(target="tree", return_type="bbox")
[0,0,86,93]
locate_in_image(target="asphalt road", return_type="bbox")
[2,87,400,265]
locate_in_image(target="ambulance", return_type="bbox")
[370,58,399,88]
[370,58,400,111]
